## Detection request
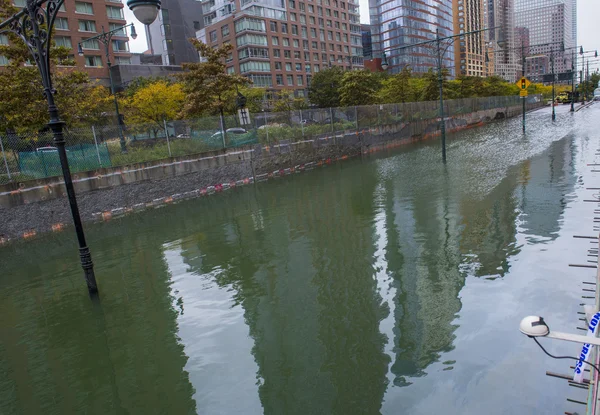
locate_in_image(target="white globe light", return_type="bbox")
[132,4,160,25]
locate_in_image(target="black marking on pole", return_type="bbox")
[577,326,589,330]
[582,288,596,292]
[566,398,587,406]
[574,235,599,239]
[584,200,600,202]
[569,366,591,372]
[568,383,589,390]
[582,296,596,299]
[583,281,597,285]
[569,264,598,268]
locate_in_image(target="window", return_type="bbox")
[334,21,339,29]
[115,56,131,64]
[326,8,331,16]
[273,49,281,57]
[194,21,201,31]
[311,41,317,49]
[235,17,266,33]
[84,55,102,67]
[311,28,316,38]
[275,61,282,70]
[106,6,124,19]
[303,40,309,50]
[222,24,230,37]
[248,74,272,87]
[272,36,279,45]
[283,38,290,46]
[281,23,287,33]
[54,36,72,48]
[301,26,307,38]
[227,66,235,74]
[300,2,305,11]
[236,34,268,46]
[335,32,340,41]
[81,38,99,49]
[13,0,25,6]
[295,63,301,71]
[289,0,295,7]
[226,52,233,62]
[304,51,310,61]
[293,39,299,48]
[75,2,93,14]
[287,75,293,85]
[309,16,315,24]
[0,34,7,45]
[315,64,320,72]
[112,39,129,52]
[297,75,303,86]
[313,52,319,60]
[284,50,291,58]
[328,30,333,40]
[210,30,217,42]
[285,62,292,71]
[160,24,171,36]
[300,14,306,24]
[308,4,314,12]
[79,20,96,32]
[270,21,277,32]
[109,23,126,36]
[238,47,269,59]
[294,50,300,59]
[55,17,69,30]
[0,55,7,66]
[276,74,283,85]
[292,25,298,35]
[239,61,271,73]
[290,12,296,21]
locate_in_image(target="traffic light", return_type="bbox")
[521,78,526,89]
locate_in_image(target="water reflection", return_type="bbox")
[0,117,582,414]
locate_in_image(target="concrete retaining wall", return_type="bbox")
[0,104,537,242]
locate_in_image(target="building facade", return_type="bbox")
[368,0,454,76]
[198,0,363,97]
[484,0,518,82]
[0,0,132,82]
[514,0,575,82]
[145,0,203,65]
[453,0,485,77]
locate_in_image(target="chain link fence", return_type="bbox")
[0,95,541,185]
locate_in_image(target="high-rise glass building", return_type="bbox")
[453,0,486,77]
[485,0,519,82]
[368,0,454,76]
[514,0,576,82]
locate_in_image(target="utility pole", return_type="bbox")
[571,50,575,112]
[521,39,526,132]
[551,51,556,121]
[436,29,446,163]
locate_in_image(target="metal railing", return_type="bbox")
[0,95,542,184]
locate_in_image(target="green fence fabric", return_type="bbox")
[18,143,112,178]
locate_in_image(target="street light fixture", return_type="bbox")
[78,23,137,154]
[381,52,389,71]
[0,0,161,295]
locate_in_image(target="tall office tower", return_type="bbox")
[368,0,454,76]
[0,0,132,82]
[145,0,204,65]
[199,0,364,97]
[453,0,485,77]
[486,0,518,82]
[514,0,575,81]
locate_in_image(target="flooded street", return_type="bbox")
[1,103,599,414]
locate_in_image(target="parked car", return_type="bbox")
[211,128,248,138]
[258,123,288,129]
[176,133,191,138]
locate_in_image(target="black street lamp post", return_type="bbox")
[0,0,161,294]
[78,24,137,154]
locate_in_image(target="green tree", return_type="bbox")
[377,66,414,104]
[177,40,249,129]
[0,1,112,133]
[308,66,344,108]
[420,68,450,101]
[339,70,380,107]
[272,89,307,123]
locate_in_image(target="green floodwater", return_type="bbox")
[1,104,599,414]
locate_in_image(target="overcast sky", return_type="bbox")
[127,0,600,71]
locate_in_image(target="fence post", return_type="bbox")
[91,126,102,167]
[0,135,11,181]
[264,113,270,144]
[299,109,305,138]
[219,114,226,149]
[355,106,358,132]
[163,119,172,157]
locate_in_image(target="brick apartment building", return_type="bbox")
[197,0,364,97]
[0,0,132,82]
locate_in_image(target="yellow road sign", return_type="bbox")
[520,89,528,97]
[517,77,531,90]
